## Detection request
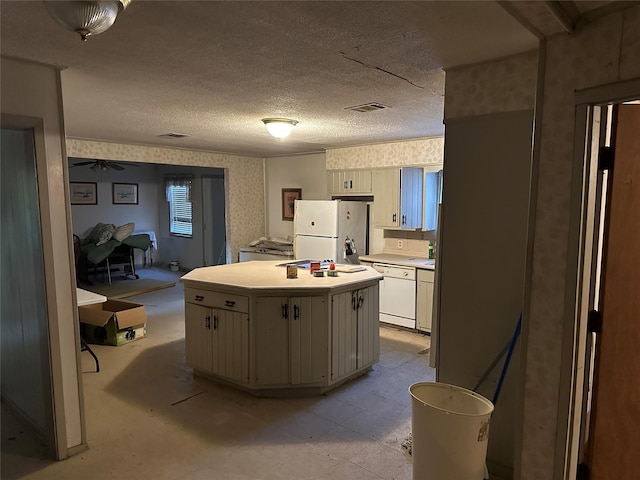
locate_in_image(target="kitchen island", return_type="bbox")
[180,260,382,396]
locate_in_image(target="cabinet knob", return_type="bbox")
[194,295,204,302]
[225,300,236,307]
[205,315,211,329]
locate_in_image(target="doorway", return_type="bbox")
[1,126,56,457]
[569,90,640,479]
[202,173,227,265]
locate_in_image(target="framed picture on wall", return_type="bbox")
[112,182,139,205]
[70,182,97,205]
[282,188,302,221]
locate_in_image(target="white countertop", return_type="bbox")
[76,288,107,306]
[180,260,382,290]
[359,253,435,270]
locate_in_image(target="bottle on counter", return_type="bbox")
[428,242,434,259]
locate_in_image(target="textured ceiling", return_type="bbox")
[1,1,543,157]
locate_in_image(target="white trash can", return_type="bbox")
[409,382,494,480]
[169,261,180,272]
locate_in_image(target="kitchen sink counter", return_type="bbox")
[359,253,435,270]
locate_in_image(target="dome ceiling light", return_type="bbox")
[262,118,299,139]
[44,0,132,42]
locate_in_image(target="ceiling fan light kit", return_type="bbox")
[262,118,298,139]
[44,0,132,41]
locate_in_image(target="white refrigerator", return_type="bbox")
[293,200,367,263]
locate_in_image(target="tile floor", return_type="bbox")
[1,267,434,480]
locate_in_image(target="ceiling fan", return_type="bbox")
[71,159,138,171]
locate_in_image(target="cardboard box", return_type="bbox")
[79,299,147,346]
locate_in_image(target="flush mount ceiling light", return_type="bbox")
[262,118,299,139]
[44,0,132,42]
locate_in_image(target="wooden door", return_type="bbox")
[586,104,640,478]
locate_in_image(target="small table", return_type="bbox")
[76,288,106,372]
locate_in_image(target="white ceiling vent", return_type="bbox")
[345,103,390,113]
[159,132,189,139]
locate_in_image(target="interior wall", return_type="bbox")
[264,152,327,241]
[521,7,640,480]
[1,57,84,458]
[68,161,160,237]
[326,137,444,169]
[1,128,54,449]
[438,109,533,477]
[66,139,264,265]
[440,50,538,478]
[157,165,225,270]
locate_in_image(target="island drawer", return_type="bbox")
[185,288,249,313]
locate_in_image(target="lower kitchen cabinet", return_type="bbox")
[185,302,250,384]
[254,296,328,386]
[185,302,213,372]
[331,284,379,380]
[416,269,434,333]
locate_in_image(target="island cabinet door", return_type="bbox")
[331,291,358,380]
[290,296,328,385]
[331,285,380,380]
[356,284,380,367]
[185,302,213,373]
[255,297,290,386]
[211,309,250,384]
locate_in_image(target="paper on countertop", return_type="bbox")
[333,265,366,273]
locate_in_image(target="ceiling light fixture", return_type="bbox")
[262,118,298,139]
[44,0,132,42]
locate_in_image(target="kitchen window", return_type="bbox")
[166,176,193,237]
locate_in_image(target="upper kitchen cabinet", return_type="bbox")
[423,166,443,231]
[327,169,372,196]
[372,167,423,229]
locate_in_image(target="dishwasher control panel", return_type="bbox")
[372,263,416,280]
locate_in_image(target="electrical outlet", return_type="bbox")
[397,240,403,249]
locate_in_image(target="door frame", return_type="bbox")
[201,172,227,266]
[560,77,640,479]
[2,112,86,460]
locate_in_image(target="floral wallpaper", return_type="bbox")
[521,8,640,480]
[444,6,640,480]
[66,139,264,264]
[444,50,538,119]
[326,137,443,170]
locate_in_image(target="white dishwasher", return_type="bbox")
[373,263,416,329]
